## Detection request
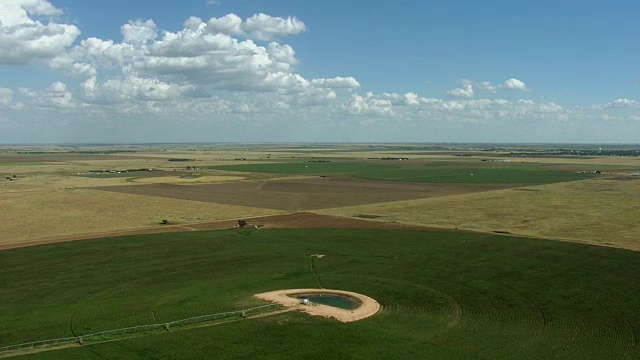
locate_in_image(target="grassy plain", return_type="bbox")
[319,178,640,250]
[1,143,639,248]
[1,228,640,359]
[0,146,287,245]
[0,188,282,245]
[1,144,640,359]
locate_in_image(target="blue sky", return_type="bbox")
[0,0,638,143]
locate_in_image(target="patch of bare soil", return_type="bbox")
[92,176,503,211]
[255,289,381,322]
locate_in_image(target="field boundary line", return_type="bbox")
[3,210,639,253]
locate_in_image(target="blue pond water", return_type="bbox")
[300,294,359,310]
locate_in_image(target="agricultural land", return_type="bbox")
[0,143,639,359]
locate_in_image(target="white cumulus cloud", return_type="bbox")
[121,19,157,45]
[453,79,529,94]
[0,87,14,106]
[243,13,306,41]
[447,81,474,98]
[17,81,75,108]
[0,7,358,111]
[0,0,80,65]
[200,13,305,41]
[476,81,497,92]
[0,0,61,27]
[82,70,197,104]
[607,98,636,108]
[500,78,529,91]
[345,92,393,115]
[403,92,420,105]
[206,14,243,36]
[310,77,360,89]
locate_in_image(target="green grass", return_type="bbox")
[212,160,603,184]
[210,161,397,175]
[2,228,639,359]
[357,166,598,184]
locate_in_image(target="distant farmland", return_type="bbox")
[210,160,606,185]
[1,228,639,359]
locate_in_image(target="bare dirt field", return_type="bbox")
[255,289,381,322]
[93,176,504,211]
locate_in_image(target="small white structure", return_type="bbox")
[301,298,310,306]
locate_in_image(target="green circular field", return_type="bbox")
[1,228,639,359]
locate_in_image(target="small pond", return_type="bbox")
[298,294,360,310]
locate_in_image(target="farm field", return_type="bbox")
[1,228,640,359]
[93,176,505,211]
[1,143,640,359]
[0,212,441,252]
[1,143,639,249]
[0,188,283,246]
[210,160,610,185]
[319,177,640,250]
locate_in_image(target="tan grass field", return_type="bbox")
[318,178,640,250]
[3,174,135,189]
[0,188,283,246]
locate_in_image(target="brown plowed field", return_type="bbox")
[93,176,502,211]
[0,212,442,251]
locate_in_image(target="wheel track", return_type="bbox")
[542,304,636,358]
[498,284,547,330]
[68,315,77,337]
